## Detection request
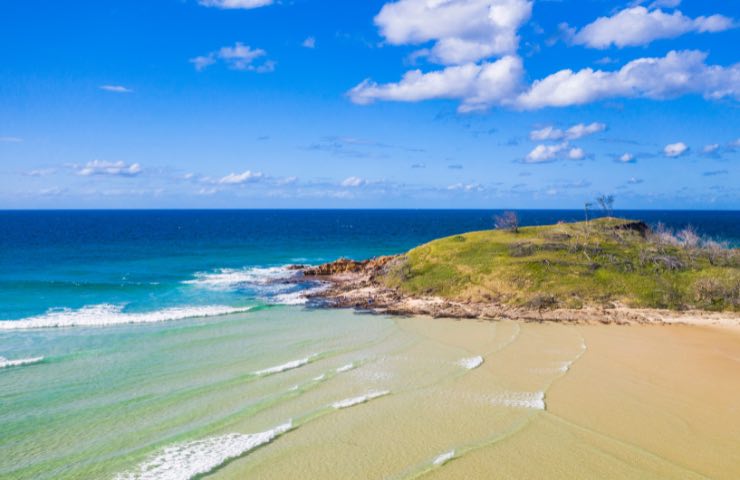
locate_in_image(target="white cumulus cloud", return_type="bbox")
[302,37,316,48]
[351,50,739,111]
[618,153,636,163]
[663,142,688,157]
[191,42,275,73]
[570,6,734,49]
[516,50,740,109]
[374,0,533,65]
[349,55,524,112]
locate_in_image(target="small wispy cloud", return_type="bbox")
[191,42,275,73]
[448,164,463,170]
[198,0,273,10]
[76,160,142,177]
[218,170,264,185]
[617,153,636,163]
[341,176,366,187]
[302,37,316,49]
[529,122,606,141]
[25,168,56,177]
[99,85,133,93]
[703,170,728,176]
[447,183,483,192]
[0,136,23,143]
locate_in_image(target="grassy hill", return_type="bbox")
[380,218,739,312]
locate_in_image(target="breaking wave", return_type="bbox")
[184,266,297,290]
[254,354,317,376]
[332,390,390,409]
[0,304,252,330]
[114,421,292,480]
[0,356,44,369]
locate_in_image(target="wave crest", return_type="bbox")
[0,356,44,369]
[115,421,292,480]
[0,304,252,330]
[332,390,390,409]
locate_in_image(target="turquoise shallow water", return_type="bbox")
[1,210,738,479]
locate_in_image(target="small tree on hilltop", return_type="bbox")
[596,194,615,217]
[495,211,519,233]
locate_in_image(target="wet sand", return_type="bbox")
[213,317,740,479]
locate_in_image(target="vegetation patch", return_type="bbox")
[379,217,739,312]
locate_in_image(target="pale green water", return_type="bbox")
[0,307,406,479]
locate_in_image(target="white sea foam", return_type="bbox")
[272,284,329,305]
[558,361,572,373]
[0,304,252,330]
[254,355,314,376]
[432,450,455,466]
[336,363,355,373]
[458,356,484,370]
[490,391,546,410]
[184,266,296,290]
[332,390,390,409]
[312,374,326,381]
[0,356,44,369]
[114,421,292,480]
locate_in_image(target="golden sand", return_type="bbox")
[213,316,740,479]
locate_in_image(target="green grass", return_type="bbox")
[381,218,739,311]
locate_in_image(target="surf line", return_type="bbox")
[115,389,393,480]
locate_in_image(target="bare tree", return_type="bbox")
[495,211,519,233]
[584,202,593,223]
[596,194,615,216]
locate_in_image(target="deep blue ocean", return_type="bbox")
[0,209,738,323]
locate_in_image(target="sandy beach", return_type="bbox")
[210,316,740,479]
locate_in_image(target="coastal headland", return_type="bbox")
[297,218,739,328]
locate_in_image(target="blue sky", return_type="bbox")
[0,0,738,209]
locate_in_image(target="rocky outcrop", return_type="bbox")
[302,255,397,277]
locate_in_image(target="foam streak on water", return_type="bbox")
[114,421,292,480]
[332,390,390,409]
[184,267,296,290]
[0,304,252,330]
[254,355,315,376]
[432,450,455,466]
[490,391,546,410]
[458,356,483,370]
[0,356,44,368]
